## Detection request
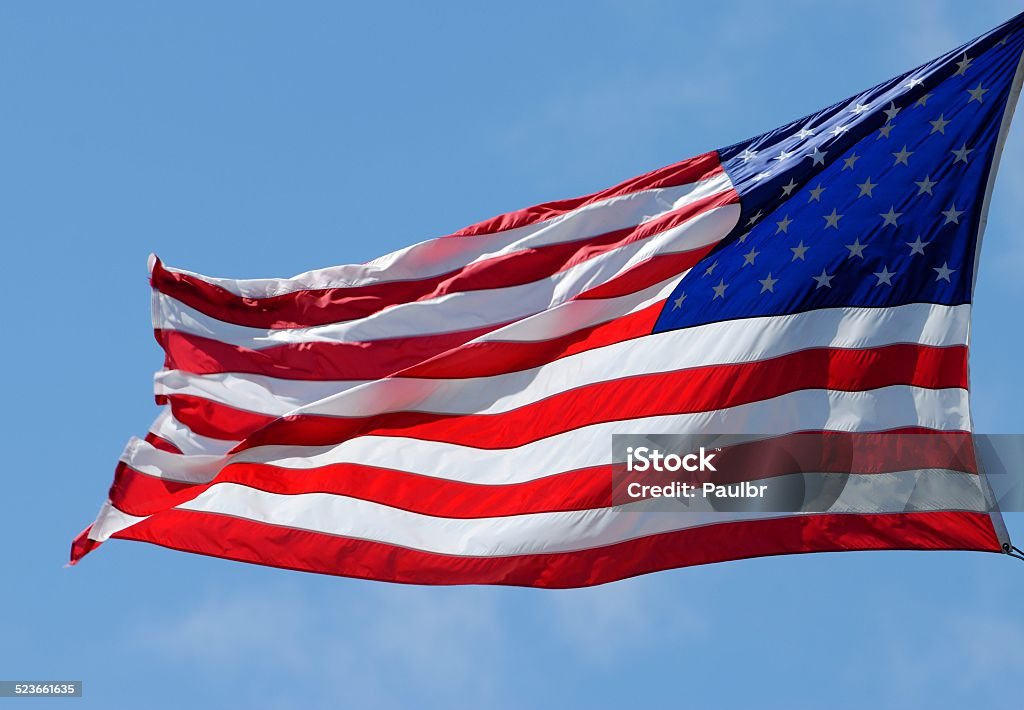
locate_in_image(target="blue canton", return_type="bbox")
[656,16,1024,333]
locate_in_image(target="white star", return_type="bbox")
[737,231,750,243]
[967,84,989,103]
[712,279,729,299]
[998,36,1010,46]
[813,269,834,289]
[809,147,827,166]
[941,203,965,224]
[915,93,933,107]
[906,235,930,255]
[796,127,815,139]
[774,148,795,161]
[747,210,763,226]
[739,148,758,162]
[873,265,896,286]
[856,176,877,198]
[790,241,809,261]
[704,260,719,276]
[843,153,861,170]
[880,206,902,227]
[808,183,826,202]
[915,175,937,195]
[823,208,843,229]
[892,145,913,166]
[851,102,871,115]
[776,215,793,234]
[758,273,779,294]
[905,77,926,89]
[832,123,850,137]
[929,114,951,134]
[878,123,894,139]
[742,247,759,266]
[883,102,901,122]
[952,143,973,163]
[934,262,957,282]
[780,178,798,197]
[672,292,687,309]
[954,54,974,76]
[753,171,772,182]
[845,238,868,259]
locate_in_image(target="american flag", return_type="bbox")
[72,14,1024,586]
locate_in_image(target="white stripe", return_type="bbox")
[235,386,970,482]
[154,371,361,417]
[123,386,970,487]
[298,302,970,418]
[157,172,733,298]
[89,501,146,543]
[155,303,970,422]
[90,468,986,547]
[152,204,739,346]
[159,470,986,556]
[123,437,224,483]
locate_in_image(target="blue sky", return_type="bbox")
[5,2,1024,707]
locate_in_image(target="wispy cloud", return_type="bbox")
[878,609,1024,707]
[134,582,507,709]
[132,568,719,707]
[544,574,712,666]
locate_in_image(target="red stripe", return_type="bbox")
[69,526,100,564]
[152,169,733,330]
[157,394,274,442]
[108,462,610,518]
[236,344,969,450]
[450,151,723,238]
[107,430,977,519]
[108,461,196,516]
[157,321,504,381]
[104,509,1001,587]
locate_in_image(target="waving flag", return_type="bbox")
[72,14,1024,586]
